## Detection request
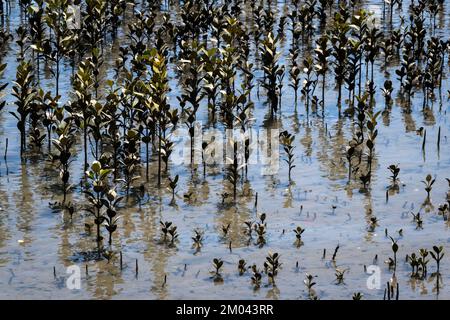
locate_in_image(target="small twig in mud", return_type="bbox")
[332,245,340,261]
[437,126,441,151]
[135,259,138,276]
[120,251,123,270]
[3,138,7,161]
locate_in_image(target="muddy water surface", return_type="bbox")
[0,0,449,299]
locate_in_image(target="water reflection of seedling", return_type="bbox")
[221,223,231,238]
[437,204,448,220]
[102,250,116,264]
[383,281,399,300]
[183,192,194,202]
[411,212,423,229]
[359,172,371,189]
[243,220,253,236]
[368,216,378,232]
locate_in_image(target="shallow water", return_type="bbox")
[0,0,449,300]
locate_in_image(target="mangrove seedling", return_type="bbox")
[389,236,399,273]
[422,174,436,200]
[264,252,280,285]
[51,120,76,205]
[346,145,355,181]
[385,258,395,271]
[254,213,267,247]
[381,80,394,105]
[11,60,37,156]
[160,221,178,245]
[226,140,241,199]
[294,226,305,241]
[101,189,122,246]
[251,265,262,289]
[418,248,429,279]
[288,48,301,104]
[335,268,348,284]
[430,245,444,275]
[352,292,363,300]
[119,129,141,196]
[388,165,400,183]
[192,229,204,250]
[84,160,113,245]
[0,62,7,112]
[254,224,266,247]
[279,130,296,182]
[238,259,247,276]
[314,35,331,116]
[407,253,420,278]
[211,258,223,281]
[167,175,179,202]
[260,32,282,117]
[294,226,305,247]
[301,56,317,114]
[366,110,380,173]
[304,273,317,298]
